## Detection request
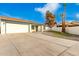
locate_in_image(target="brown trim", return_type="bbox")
[0,16,42,25]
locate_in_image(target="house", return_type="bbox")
[56,21,79,35]
[44,21,79,35]
[57,21,79,27]
[0,16,44,34]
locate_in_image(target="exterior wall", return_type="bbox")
[66,26,79,35]
[41,25,45,32]
[45,26,62,32]
[1,20,6,34]
[38,26,42,32]
[29,24,37,32]
[29,24,32,32]
[36,25,45,32]
[52,26,62,32]
[45,26,79,35]
[0,19,1,33]
[1,20,29,34]
[0,19,45,34]
[29,25,45,32]
[31,25,36,32]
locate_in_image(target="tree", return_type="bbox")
[45,11,56,28]
[61,3,66,32]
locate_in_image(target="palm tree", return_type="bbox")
[61,3,66,32]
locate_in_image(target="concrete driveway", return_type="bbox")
[0,32,79,56]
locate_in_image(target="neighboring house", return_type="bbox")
[65,21,79,35]
[44,21,79,35]
[0,16,44,34]
[57,21,79,27]
[56,21,79,35]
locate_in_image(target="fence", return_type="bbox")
[45,26,79,35]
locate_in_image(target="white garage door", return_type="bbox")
[6,21,29,33]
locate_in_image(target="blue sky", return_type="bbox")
[0,3,79,24]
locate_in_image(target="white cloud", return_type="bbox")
[35,3,60,16]
[76,13,79,18]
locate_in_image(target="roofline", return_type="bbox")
[0,16,43,25]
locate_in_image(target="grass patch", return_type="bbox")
[47,30,74,36]
[43,30,79,41]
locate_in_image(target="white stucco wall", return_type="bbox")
[29,25,44,32]
[45,26,79,35]
[66,26,79,35]
[41,25,45,32]
[0,19,45,34]
[37,25,45,32]
[45,26,62,32]
[29,24,36,32]
[52,26,62,32]
[38,26,42,32]
[1,20,29,34]
[1,20,6,34]
[31,25,36,32]
[45,26,51,31]
[29,24,32,32]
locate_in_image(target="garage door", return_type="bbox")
[6,21,29,33]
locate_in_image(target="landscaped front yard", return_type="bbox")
[42,31,79,41]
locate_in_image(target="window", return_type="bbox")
[31,25,34,30]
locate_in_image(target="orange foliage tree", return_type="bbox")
[45,11,56,28]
